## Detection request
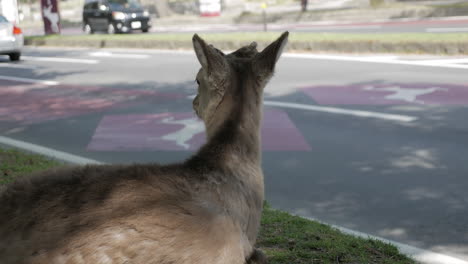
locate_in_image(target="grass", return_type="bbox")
[429,2,468,9]
[0,147,415,263]
[26,32,468,43]
[0,148,62,185]
[25,32,468,55]
[259,205,415,263]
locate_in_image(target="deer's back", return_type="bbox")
[0,164,248,264]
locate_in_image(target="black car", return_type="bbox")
[83,0,151,34]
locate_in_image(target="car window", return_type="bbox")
[108,0,142,9]
[0,15,8,23]
[84,1,99,10]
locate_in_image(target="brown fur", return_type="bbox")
[0,32,288,264]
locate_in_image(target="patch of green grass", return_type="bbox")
[258,204,415,264]
[429,2,468,9]
[0,148,62,185]
[26,32,468,43]
[0,147,415,263]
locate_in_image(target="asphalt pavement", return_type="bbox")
[1,47,468,263]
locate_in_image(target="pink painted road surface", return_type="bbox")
[302,83,468,105]
[0,80,181,125]
[87,109,311,151]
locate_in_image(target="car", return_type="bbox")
[0,15,23,61]
[83,0,151,34]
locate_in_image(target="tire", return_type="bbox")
[83,23,93,34]
[9,53,20,61]
[107,23,115,34]
[142,28,149,33]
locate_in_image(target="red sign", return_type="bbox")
[40,0,61,34]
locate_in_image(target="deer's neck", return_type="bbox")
[206,80,263,166]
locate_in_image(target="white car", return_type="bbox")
[0,15,23,61]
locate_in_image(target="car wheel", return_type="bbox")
[9,53,20,61]
[84,23,93,34]
[142,28,149,33]
[107,23,115,34]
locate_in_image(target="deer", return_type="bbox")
[0,31,289,264]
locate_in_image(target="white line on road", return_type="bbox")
[22,56,99,64]
[303,216,468,264]
[0,63,37,69]
[0,75,59,85]
[0,136,103,165]
[416,58,468,65]
[25,47,468,69]
[89,51,151,59]
[264,100,418,122]
[186,95,417,122]
[296,25,382,31]
[284,53,468,69]
[426,27,468,33]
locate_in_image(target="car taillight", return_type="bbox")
[13,26,22,35]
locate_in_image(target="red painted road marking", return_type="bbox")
[0,79,181,124]
[302,83,468,105]
[87,109,311,151]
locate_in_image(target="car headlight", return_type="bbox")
[112,11,126,20]
[143,10,150,17]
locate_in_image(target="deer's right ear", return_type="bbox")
[192,34,228,77]
[253,31,289,75]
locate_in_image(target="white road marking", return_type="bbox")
[363,85,447,104]
[0,136,103,165]
[297,25,382,31]
[25,47,468,70]
[89,51,150,59]
[81,48,468,69]
[416,58,468,65]
[107,48,195,55]
[187,95,416,122]
[264,100,418,122]
[0,75,59,85]
[361,55,399,60]
[426,27,468,33]
[284,53,468,69]
[155,117,204,149]
[0,63,37,69]
[22,56,99,64]
[303,215,468,264]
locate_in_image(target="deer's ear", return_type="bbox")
[192,34,228,77]
[254,31,289,74]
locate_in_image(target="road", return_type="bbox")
[150,18,468,33]
[1,47,468,263]
[22,17,468,36]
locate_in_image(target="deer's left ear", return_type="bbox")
[253,31,289,74]
[192,34,229,79]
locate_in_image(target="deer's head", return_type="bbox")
[192,32,288,137]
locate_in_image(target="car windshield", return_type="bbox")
[108,0,142,9]
[0,15,8,23]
